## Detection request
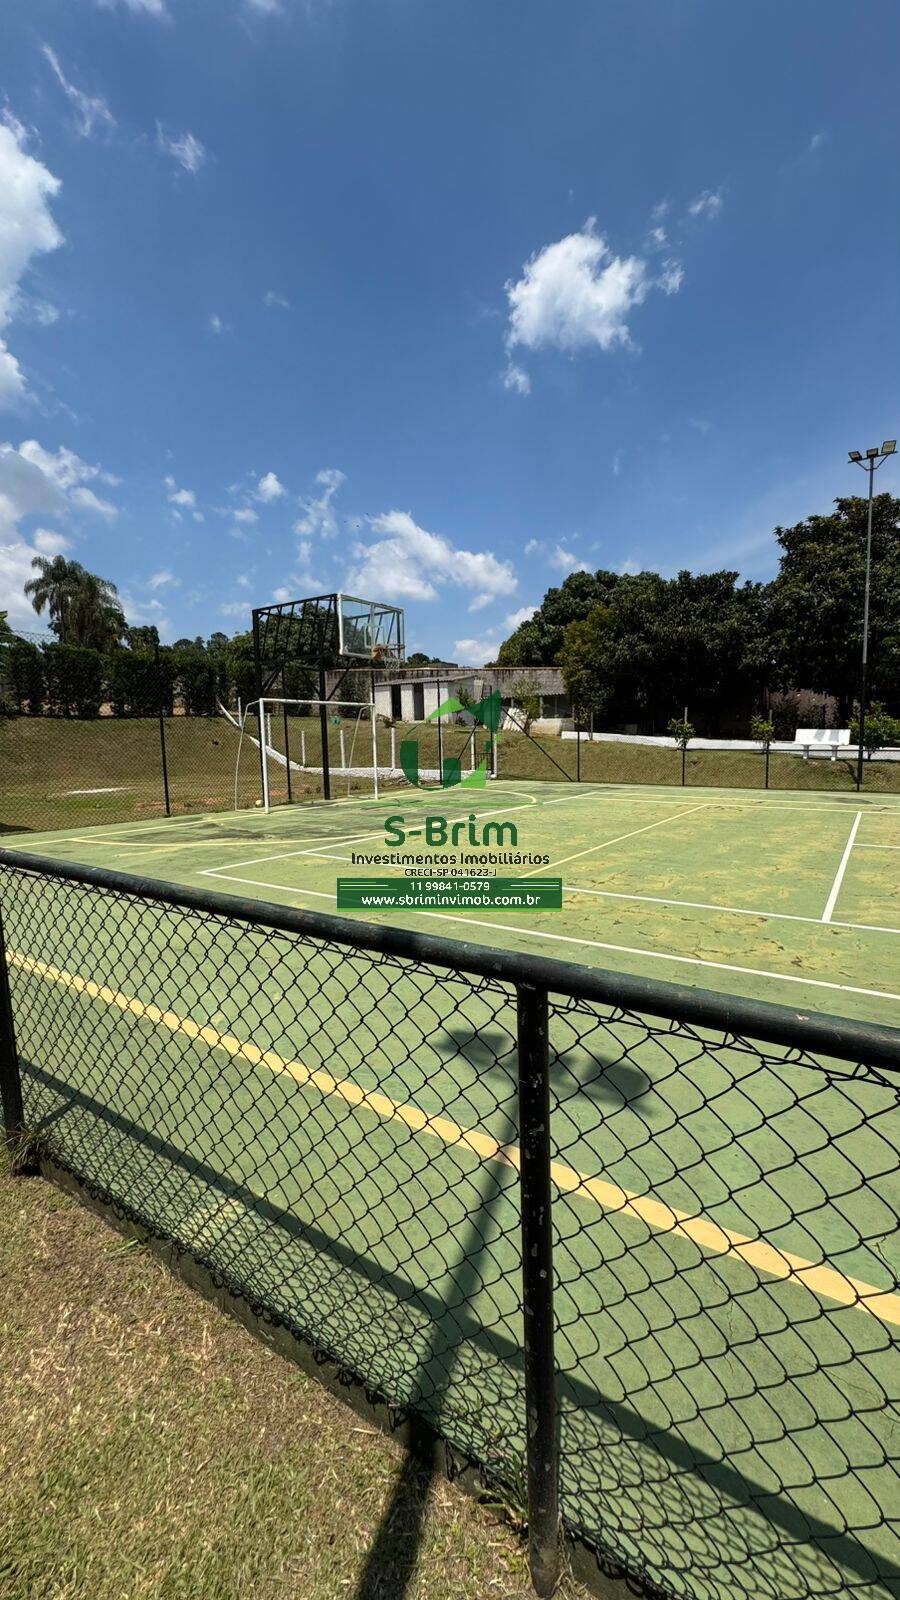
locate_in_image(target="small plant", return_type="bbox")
[751,715,776,789]
[850,703,900,759]
[511,676,542,733]
[667,717,694,786]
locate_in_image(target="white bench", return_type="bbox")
[794,728,850,761]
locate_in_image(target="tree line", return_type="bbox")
[496,495,900,734]
[0,627,257,719]
[0,558,258,718]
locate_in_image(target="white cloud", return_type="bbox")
[220,599,251,617]
[0,121,64,409]
[551,544,590,574]
[120,592,167,627]
[502,361,531,396]
[295,467,345,538]
[256,470,285,503]
[658,259,685,295]
[453,632,504,666]
[70,485,117,518]
[163,476,197,510]
[33,526,71,554]
[21,440,115,491]
[0,346,27,410]
[505,605,537,629]
[612,450,623,477]
[156,124,207,175]
[148,569,177,589]
[272,586,292,602]
[263,290,290,309]
[231,506,258,525]
[347,509,516,613]
[0,437,120,621]
[808,130,827,154]
[209,313,226,335]
[42,46,116,140]
[688,188,723,220]
[645,226,668,252]
[524,538,539,555]
[506,219,649,357]
[97,0,169,14]
[17,296,60,327]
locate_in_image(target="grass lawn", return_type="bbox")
[0,1155,595,1600]
[4,713,899,835]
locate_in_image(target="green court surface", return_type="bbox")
[10,778,900,1026]
[3,779,899,1600]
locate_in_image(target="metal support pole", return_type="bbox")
[436,678,444,780]
[283,702,293,803]
[516,983,559,1597]
[251,609,267,807]
[154,637,171,817]
[259,699,271,813]
[370,669,380,799]
[0,900,33,1170]
[576,718,581,782]
[318,661,331,801]
[856,459,876,793]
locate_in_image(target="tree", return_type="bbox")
[751,714,776,788]
[25,556,125,650]
[6,640,45,714]
[42,643,103,718]
[498,571,620,666]
[558,571,767,734]
[768,494,900,719]
[850,702,900,759]
[124,625,160,652]
[0,611,12,644]
[510,675,542,732]
[667,717,695,786]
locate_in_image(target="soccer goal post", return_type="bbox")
[240,697,381,811]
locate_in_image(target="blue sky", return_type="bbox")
[1,0,898,663]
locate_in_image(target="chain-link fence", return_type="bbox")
[1,850,899,1600]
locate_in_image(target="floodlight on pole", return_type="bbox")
[847,438,896,791]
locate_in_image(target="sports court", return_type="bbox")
[10,777,900,1026]
[2,773,899,1600]
[4,574,900,1600]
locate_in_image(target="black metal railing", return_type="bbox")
[1,847,899,1600]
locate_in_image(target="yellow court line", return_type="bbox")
[9,948,900,1330]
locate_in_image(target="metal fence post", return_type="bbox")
[516,982,559,1596]
[0,898,30,1169]
[154,637,171,817]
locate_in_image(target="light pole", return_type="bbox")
[848,439,896,791]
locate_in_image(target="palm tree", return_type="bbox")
[67,571,126,651]
[25,557,125,649]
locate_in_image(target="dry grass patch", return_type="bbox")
[0,1163,593,1600]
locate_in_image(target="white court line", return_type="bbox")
[822,812,863,923]
[199,867,900,1007]
[561,883,900,937]
[198,791,541,876]
[856,842,900,850]
[524,803,710,877]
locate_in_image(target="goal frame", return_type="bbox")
[246,696,380,812]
